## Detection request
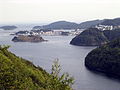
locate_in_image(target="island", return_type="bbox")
[85,38,120,77]
[12,35,47,42]
[0,26,17,30]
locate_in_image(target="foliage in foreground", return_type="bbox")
[0,45,74,90]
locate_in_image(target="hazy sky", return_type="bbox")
[0,0,120,24]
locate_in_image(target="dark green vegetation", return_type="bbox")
[0,26,17,30]
[103,29,120,41]
[85,38,120,76]
[70,28,120,46]
[0,45,73,90]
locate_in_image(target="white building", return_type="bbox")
[95,25,113,31]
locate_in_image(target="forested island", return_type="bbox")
[85,38,120,77]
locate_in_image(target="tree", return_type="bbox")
[0,45,11,50]
[51,58,61,78]
[51,59,74,89]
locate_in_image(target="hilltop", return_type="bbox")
[33,21,78,30]
[70,28,108,46]
[70,28,120,46]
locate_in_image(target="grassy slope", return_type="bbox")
[0,46,71,90]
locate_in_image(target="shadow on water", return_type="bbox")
[85,66,120,83]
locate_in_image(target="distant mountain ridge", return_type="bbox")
[100,18,120,26]
[33,21,78,30]
[78,20,104,29]
[1,18,120,30]
[32,17,120,30]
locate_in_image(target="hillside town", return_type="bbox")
[11,29,82,36]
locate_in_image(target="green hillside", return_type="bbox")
[85,38,120,76]
[0,45,73,90]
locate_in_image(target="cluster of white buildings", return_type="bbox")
[95,25,113,30]
[14,29,82,36]
[95,25,120,31]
